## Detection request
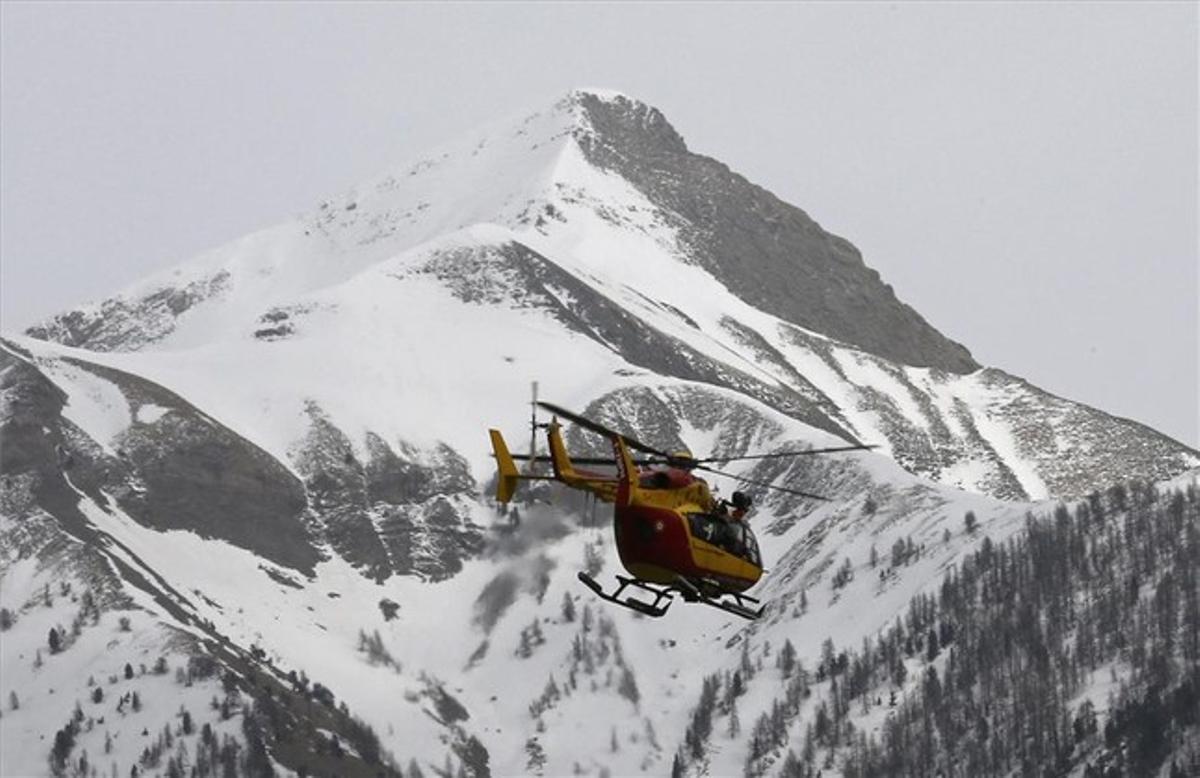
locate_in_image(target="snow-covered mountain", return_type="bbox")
[3,89,1197,777]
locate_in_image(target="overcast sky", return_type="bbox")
[2,2,1196,446]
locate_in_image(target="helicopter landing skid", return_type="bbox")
[673,576,764,621]
[577,572,674,618]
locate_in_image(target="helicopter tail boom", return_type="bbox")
[611,434,640,507]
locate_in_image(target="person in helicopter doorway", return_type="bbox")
[713,491,753,556]
[728,491,752,522]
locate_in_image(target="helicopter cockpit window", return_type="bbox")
[688,512,720,544]
[688,512,761,568]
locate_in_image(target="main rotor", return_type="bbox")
[519,401,876,501]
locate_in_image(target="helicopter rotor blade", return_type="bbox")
[694,464,831,501]
[507,453,655,466]
[696,443,878,464]
[535,402,874,473]
[536,402,674,459]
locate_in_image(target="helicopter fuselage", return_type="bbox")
[613,502,762,594]
[610,454,763,594]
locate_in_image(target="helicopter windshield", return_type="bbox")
[687,512,762,568]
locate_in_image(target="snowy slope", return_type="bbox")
[4,335,1053,775]
[6,331,1195,775]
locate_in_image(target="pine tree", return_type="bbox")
[779,639,798,679]
[780,749,804,778]
[516,627,533,658]
[739,641,754,679]
[727,698,741,738]
[729,669,744,698]
[618,666,639,705]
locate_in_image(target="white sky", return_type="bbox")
[1,2,1196,447]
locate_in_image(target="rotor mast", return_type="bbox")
[528,381,540,475]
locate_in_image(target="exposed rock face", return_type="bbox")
[89,363,319,572]
[972,368,1198,498]
[291,404,484,582]
[25,271,231,352]
[567,385,789,473]
[572,92,978,373]
[1,342,87,537]
[1,341,321,574]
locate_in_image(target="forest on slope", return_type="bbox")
[674,480,1199,778]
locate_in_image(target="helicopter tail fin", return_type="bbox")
[546,421,578,482]
[611,435,640,507]
[489,429,522,503]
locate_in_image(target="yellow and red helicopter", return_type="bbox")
[489,400,873,620]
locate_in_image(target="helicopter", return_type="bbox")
[488,399,874,620]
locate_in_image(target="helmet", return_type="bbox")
[668,450,696,469]
[731,491,752,510]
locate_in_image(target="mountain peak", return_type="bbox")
[27,87,974,373]
[564,86,632,102]
[561,88,689,156]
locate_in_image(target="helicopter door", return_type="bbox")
[741,527,761,568]
[718,522,761,569]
